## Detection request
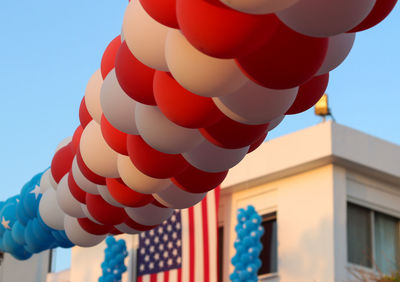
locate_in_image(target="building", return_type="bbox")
[1,121,399,281]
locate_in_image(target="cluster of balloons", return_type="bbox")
[230,206,264,282]
[99,237,128,282]
[0,172,74,260]
[2,0,398,257]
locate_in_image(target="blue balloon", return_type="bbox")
[11,221,26,245]
[22,186,41,219]
[24,221,43,253]
[105,236,116,245]
[239,270,250,280]
[31,218,54,243]
[11,246,33,261]
[240,253,251,264]
[37,213,53,233]
[16,201,30,226]
[3,230,21,254]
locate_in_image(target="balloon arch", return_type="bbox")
[0,0,397,260]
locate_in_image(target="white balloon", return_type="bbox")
[183,139,249,173]
[80,120,119,178]
[55,136,72,153]
[135,104,204,154]
[153,181,206,209]
[64,215,106,247]
[39,169,53,193]
[276,0,375,37]
[316,33,356,75]
[56,174,85,218]
[114,223,141,234]
[117,155,170,194]
[84,69,103,123]
[165,29,248,97]
[39,188,65,230]
[100,69,139,135]
[49,172,58,190]
[267,115,285,131]
[220,0,298,14]
[80,204,102,225]
[125,204,173,226]
[123,0,169,71]
[213,81,298,125]
[97,185,125,208]
[71,157,99,195]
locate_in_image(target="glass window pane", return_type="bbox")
[218,226,224,282]
[259,215,278,275]
[374,212,399,275]
[347,203,372,267]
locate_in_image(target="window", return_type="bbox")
[347,203,400,275]
[218,226,224,282]
[258,212,278,276]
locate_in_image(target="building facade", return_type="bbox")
[1,121,399,282]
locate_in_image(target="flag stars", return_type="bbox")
[159,261,164,268]
[149,262,154,270]
[30,185,42,199]
[172,249,178,256]
[140,248,146,255]
[158,227,163,234]
[1,217,11,229]
[144,255,150,262]
[163,234,168,241]
[159,244,164,251]
[167,242,173,249]
[172,232,178,239]
[163,251,169,258]
[154,253,160,260]
[177,256,182,264]
[177,240,182,247]
[145,238,150,246]
[140,264,145,271]
[168,258,173,266]
[149,246,155,253]
[176,222,181,230]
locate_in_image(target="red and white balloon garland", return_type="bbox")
[37,0,397,247]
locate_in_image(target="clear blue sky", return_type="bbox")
[0,1,399,271]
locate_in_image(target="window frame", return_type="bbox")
[347,202,400,275]
[258,212,278,280]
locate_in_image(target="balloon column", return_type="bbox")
[230,206,264,282]
[0,172,74,260]
[1,0,398,258]
[99,237,128,282]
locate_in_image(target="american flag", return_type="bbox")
[136,187,220,282]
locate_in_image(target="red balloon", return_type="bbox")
[51,143,75,184]
[109,228,123,235]
[76,147,106,185]
[140,0,179,28]
[349,0,397,32]
[286,73,329,115]
[176,0,279,58]
[236,17,329,89]
[248,132,268,154]
[100,114,128,155]
[115,41,156,105]
[125,216,158,231]
[127,135,189,179]
[172,164,228,193]
[79,98,92,129]
[200,114,269,149]
[77,218,113,235]
[68,171,87,204]
[101,35,121,79]
[106,178,154,207]
[153,71,223,128]
[71,126,83,153]
[86,194,128,226]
